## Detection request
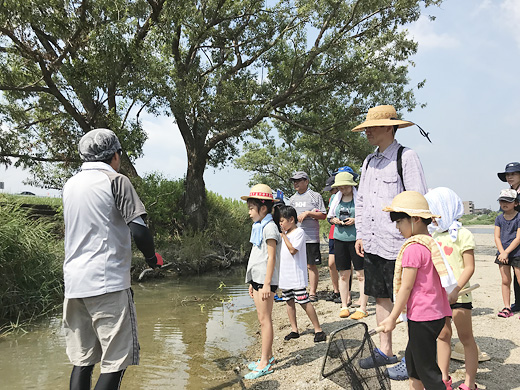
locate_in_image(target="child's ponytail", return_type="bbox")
[272,202,282,232]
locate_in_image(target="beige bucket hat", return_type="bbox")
[383,191,441,219]
[241,184,276,201]
[351,105,414,132]
[451,341,490,362]
[331,172,357,188]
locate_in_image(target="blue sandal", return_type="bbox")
[384,357,408,381]
[247,356,275,370]
[244,363,273,379]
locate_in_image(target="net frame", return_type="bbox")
[320,321,390,390]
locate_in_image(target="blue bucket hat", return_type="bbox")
[498,162,520,182]
[334,166,359,181]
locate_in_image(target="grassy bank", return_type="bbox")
[459,212,498,226]
[133,174,251,276]
[0,199,64,333]
[0,176,251,330]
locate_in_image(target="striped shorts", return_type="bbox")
[281,288,310,304]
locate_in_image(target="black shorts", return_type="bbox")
[406,318,446,389]
[494,255,520,268]
[249,281,278,293]
[363,252,395,299]
[329,239,335,255]
[334,240,364,271]
[306,243,322,265]
[450,302,473,310]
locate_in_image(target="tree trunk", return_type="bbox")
[119,151,139,178]
[184,150,208,231]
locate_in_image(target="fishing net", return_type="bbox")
[320,321,390,390]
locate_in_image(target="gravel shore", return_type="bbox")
[235,226,520,390]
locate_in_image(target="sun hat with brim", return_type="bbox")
[451,341,490,362]
[323,176,335,192]
[382,191,440,219]
[351,105,414,132]
[331,172,357,188]
[497,188,518,202]
[241,184,277,201]
[497,162,520,182]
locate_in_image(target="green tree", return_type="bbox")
[1,0,441,231]
[0,0,166,187]
[234,109,374,197]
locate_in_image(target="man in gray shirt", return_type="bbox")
[288,171,327,301]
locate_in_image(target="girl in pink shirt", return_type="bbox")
[380,191,453,390]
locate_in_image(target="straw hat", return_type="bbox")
[331,172,357,188]
[382,191,441,219]
[351,105,414,132]
[451,341,490,362]
[241,184,275,201]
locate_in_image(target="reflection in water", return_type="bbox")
[0,270,256,390]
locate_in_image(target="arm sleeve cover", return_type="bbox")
[128,221,155,259]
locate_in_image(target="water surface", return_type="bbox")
[0,270,256,389]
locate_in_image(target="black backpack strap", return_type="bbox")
[365,146,405,190]
[397,145,405,191]
[365,154,374,171]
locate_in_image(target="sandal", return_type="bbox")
[339,307,351,318]
[247,356,275,370]
[309,294,318,302]
[458,384,478,390]
[244,363,273,379]
[498,307,514,318]
[384,357,408,381]
[443,376,452,390]
[349,309,368,320]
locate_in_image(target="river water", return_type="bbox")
[0,270,257,390]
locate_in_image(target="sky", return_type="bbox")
[1,0,519,209]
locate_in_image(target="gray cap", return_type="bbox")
[78,129,122,162]
[290,171,309,181]
[498,188,518,202]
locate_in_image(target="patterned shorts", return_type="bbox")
[281,288,311,304]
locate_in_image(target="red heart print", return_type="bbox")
[443,246,453,256]
[437,241,442,247]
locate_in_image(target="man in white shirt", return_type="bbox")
[288,171,327,301]
[62,129,160,390]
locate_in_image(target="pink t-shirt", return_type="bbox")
[401,243,452,322]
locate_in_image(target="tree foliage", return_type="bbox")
[0,0,442,230]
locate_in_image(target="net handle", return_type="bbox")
[370,283,480,335]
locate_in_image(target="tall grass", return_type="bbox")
[0,204,63,332]
[133,173,251,274]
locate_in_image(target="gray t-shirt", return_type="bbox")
[63,162,147,298]
[289,189,326,243]
[245,221,281,285]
